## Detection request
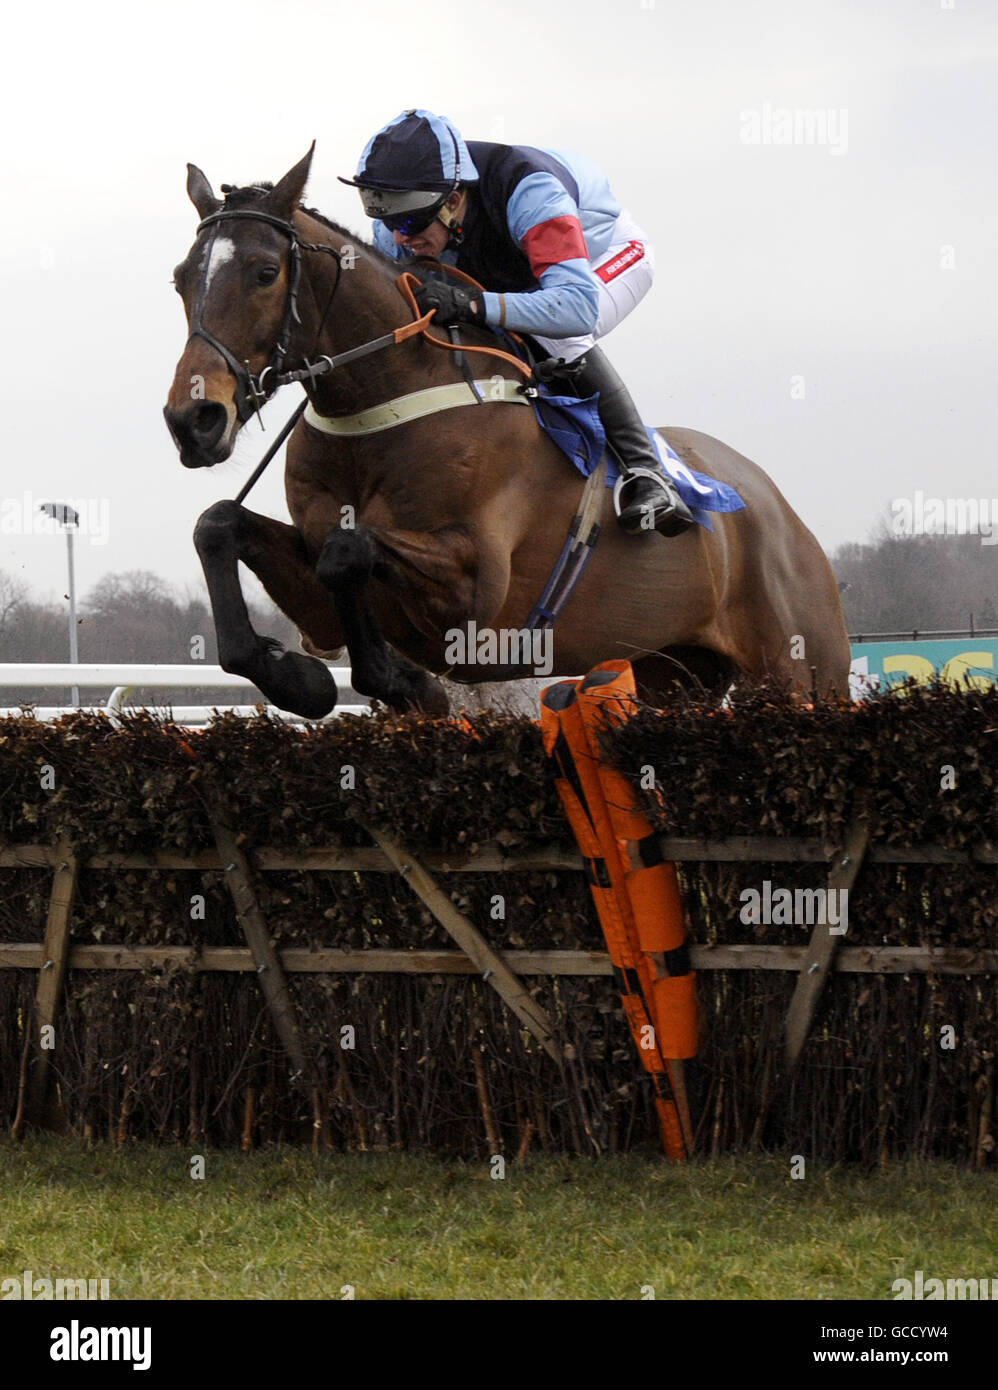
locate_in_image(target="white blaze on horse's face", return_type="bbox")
[203,236,236,291]
[197,236,241,456]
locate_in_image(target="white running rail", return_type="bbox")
[0,663,369,725]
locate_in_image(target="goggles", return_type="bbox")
[378,198,446,237]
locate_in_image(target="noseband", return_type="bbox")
[188,207,342,424]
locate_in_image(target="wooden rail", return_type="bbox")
[4,838,997,871]
[2,943,994,975]
[4,830,995,1136]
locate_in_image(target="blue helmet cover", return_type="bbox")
[340,109,480,194]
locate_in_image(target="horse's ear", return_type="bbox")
[264,143,315,220]
[187,163,221,219]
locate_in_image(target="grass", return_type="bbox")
[1,1139,996,1300]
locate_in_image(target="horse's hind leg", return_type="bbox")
[194,500,341,718]
[315,525,450,715]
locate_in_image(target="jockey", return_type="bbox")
[340,109,693,537]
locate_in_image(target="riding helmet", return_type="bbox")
[339,109,479,222]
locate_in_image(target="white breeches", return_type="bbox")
[531,208,655,362]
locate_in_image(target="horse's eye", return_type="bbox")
[257,266,279,286]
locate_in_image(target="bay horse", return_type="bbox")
[164,146,850,718]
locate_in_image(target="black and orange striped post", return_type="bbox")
[541,662,699,1160]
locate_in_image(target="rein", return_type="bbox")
[192,205,605,643]
[188,206,537,501]
[271,271,534,392]
[190,204,534,436]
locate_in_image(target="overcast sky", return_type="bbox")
[1,0,995,615]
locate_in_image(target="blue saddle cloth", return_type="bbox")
[530,388,746,532]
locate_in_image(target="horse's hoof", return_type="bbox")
[413,677,451,718]
[379,669,450,717]
[256,641,339,719]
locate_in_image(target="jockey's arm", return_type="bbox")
[482,171,600,337]
[372,174,602,339]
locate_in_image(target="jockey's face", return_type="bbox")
[393,191,465,257]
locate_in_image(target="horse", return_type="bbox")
[163,146,851,718]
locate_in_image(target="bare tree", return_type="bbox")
[833,524,998,634]
[0,570,27,635]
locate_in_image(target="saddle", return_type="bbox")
[397,259,745,530]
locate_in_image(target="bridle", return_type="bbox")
[188,206,343,424]
[180,202,534,504]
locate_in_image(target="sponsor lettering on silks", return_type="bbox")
[50,1320,151,1372]
[595,239,645,284]
[1,1270,109,1300]
[739,881,848,932]
[444,621,553,677]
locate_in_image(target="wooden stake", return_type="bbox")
[515,1119,535,1162]
[188,1053,200,1149]
[357,820,562,1065]
[12,839,78,1137]
[471,1044,500,1154]
[784,802,873,1068]
[241,1086,256,1152]
[976,1060,993,1170]
[206,794,326,1140]
[116,1090,132,1146]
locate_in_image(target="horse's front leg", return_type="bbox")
[194,500,342,718]
[315,523,470,715]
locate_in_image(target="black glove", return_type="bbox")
[531,355,588,388]
[532,356,569,385]
[414,279,487,327]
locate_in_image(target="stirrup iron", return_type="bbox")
[613,466,678,515]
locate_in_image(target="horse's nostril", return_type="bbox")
[163,400,229,463]
[191,403,227,442]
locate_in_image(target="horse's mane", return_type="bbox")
[218,180,399,272]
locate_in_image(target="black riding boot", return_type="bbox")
[569,347,694,537]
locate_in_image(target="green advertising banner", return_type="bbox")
[850,639,998,695]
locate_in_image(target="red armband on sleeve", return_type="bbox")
[522,215,589,277]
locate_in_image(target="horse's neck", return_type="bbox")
[294,213,447,416]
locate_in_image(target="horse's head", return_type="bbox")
[164,146,314,468]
